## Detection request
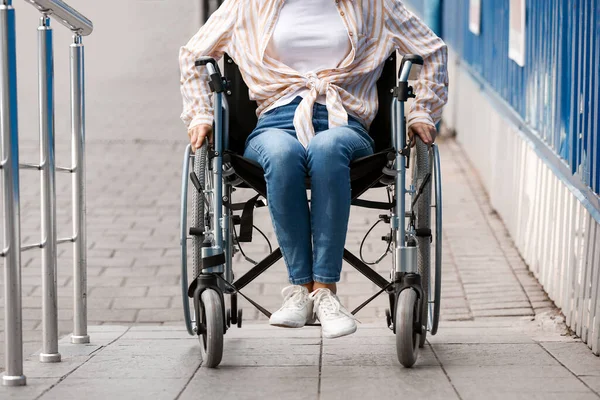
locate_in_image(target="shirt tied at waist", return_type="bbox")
[306,73,329,95]
[293,73,349,148]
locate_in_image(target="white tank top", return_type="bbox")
[264,0,352,113]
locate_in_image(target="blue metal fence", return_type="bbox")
[405,0,600,196]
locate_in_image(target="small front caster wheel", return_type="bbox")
[199,289,224,368]
[395,289,421,368]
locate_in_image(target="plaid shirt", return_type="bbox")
[180,0,448,148]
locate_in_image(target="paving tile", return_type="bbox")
[112,296,171,310]
[89,286,148,298]
[540,342,600,376]
[180,367,319,400]
[21,356,90,378]
[224,337,321,351]
[123,276,179,287]
[87,309,138,322]
[580,376,600,394]
[100,339,200,357]
[224,324,321,339]
[87,325,130,333]
[220,336,321,367]
[0,378,59,400]
[322,343,439,367]
[119,330,194,340]
[147,286,182,297]
[137,309,183,323]
[468,296,530,305]
[427,330,535,344]
[68,351,200,379]
[33,342,102,358]
[320,366,458,399]
[471,307,534,317]
[82,276,125,288]
[442,314,473,321]
[446,369,596,400]
[41,378,189,400]
[431,343,559,367]
[128,325,187,332]
[101,267,158,277]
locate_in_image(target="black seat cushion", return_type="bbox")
[223,149,393,200]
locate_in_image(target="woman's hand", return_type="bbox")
[408,122,437,147]
[188,124,213,152]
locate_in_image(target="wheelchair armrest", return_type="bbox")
[399,54,423,82]
[195,56,221,73]
[195,57,225,93]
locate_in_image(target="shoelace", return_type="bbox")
[280,285,307,310]
[309,289,356,320]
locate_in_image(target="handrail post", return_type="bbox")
[38,14,61,363]
[70,33,89,344]
[0,0,26,386]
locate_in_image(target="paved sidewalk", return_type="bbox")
[1,137,558,360]
[2,137,600,399]
[1,321,599,400]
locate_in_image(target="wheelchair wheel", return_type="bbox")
[199,289,224,368]
[192,145,209,280]
[396,289,421,368]
[430,144,442,336]
[412,139,431,347]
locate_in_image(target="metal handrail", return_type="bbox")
[23,0,92,36]
[1,0,92,387]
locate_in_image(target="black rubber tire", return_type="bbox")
[192,145,208,280]
[431,144,443,336]
[237,309,243,328]
[413,139,431,348]
[396,289,420,368]
[199,289,224,368]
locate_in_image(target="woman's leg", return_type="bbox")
[243,128,313,285]
[305,123,373,338]
[306,124,374,288]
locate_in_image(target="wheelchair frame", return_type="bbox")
[180,54,443,368]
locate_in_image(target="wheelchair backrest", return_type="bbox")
[223,53,397,154]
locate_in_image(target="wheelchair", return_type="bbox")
[179,52,443,368]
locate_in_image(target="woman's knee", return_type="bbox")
[245,129,306,177]
[307,126,371,163]
[307,129,344,162]
[307,127,372,175]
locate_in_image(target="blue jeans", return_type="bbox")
[243,97,374,284]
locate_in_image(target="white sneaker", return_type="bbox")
[269,285,313,328]
[310,288,357,338]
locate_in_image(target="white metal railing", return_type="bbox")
[0,0,93,387]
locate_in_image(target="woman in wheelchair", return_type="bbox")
[180,0,447,339]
